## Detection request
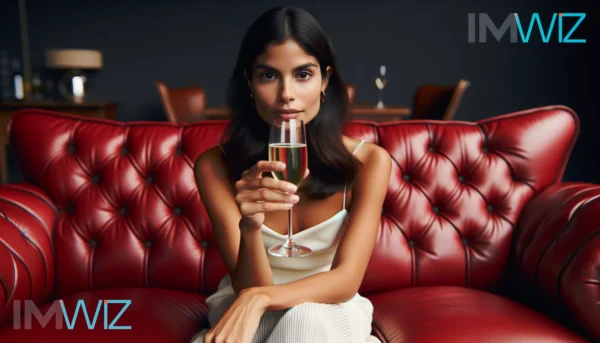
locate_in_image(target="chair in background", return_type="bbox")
[410,79,470,120]
[155,81,207,123]
[346,83,356,104]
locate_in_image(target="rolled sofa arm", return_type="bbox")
[0,183,58,326]
[514,182,600,341]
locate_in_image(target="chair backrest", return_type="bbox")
[411,79,470,120]
[155,80,207,123]
[8,106,578,298]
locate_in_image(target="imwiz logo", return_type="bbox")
[12,299,132,330]
[468,13,586,43]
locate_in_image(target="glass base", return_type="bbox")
[376,100,385,109]
[268,242,312,258]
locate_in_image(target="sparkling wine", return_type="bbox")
[269,143,307,186]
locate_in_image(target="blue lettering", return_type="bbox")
[561,13,586,43]
[104,300,132,330]
[59,300,102,330]
[515,13,557,43]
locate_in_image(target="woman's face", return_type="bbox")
[247,39,331,124]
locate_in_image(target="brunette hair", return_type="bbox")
[221,6,357,199]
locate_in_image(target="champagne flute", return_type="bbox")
[375,65,388,109]
[267,119,312,257]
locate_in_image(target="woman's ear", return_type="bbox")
[321,66,332,92]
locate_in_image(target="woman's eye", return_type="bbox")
[297,71,311,79]
[260,72,276,80]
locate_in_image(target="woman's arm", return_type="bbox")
[247,144,392,310]
[194,147,274,293]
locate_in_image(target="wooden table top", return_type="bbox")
[0,100,118,109]
[202,104,411,118]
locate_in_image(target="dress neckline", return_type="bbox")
[261,209,348,238]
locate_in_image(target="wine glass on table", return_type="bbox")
[267,118,312,258]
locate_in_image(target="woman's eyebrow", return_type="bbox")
[255,63,318,72]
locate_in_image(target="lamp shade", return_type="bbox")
[45,49,103,69]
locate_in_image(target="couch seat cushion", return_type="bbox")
[368,286,585,343]
[0,288,207,343]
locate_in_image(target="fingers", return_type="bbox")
[239,201,294,216]
[236,189,299,204]
[235,176,297,193]
[241,161,285,179]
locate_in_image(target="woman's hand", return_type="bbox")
[234,161,302,230]
[203,288,270,343]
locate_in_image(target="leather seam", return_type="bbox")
[0,231,32,302]
[535,194,600,287]
[517,185,590,264]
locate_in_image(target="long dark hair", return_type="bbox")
[221,7,357,199]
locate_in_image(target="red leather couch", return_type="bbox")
[0,106,597,342]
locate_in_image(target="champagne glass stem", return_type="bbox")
[287,207,293,246]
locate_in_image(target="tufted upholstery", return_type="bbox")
[0,106,596,342]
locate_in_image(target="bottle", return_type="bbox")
[11,58,24,101]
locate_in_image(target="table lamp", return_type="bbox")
[45,49,102,103]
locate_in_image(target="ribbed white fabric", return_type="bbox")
[192,140,380,343]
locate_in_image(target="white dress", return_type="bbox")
[192,141,380,343]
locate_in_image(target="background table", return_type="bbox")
[201,105,411,121]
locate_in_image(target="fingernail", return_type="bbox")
[278,162,286,169]
[286,184,297,192]
[283,203,294,209]
[291,195,300,203]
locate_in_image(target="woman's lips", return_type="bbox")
[276,111,302,120]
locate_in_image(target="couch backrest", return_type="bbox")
[8,106,578,297]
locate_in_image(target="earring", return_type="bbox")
[321,91,325,103]
[250,92,254,105]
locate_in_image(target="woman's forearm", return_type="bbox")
[254,267,357,311]
[232,225,274,294]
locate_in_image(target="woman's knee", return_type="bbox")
[280,302,332,327]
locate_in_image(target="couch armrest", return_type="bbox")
[0,183,58,326]
[513,182,600,341]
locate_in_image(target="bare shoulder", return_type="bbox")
[342,136,392,169]
[194,145,228,180]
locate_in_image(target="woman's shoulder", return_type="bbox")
[341,136,391,168]
[193,145,228,178]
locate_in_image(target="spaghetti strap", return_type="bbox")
[352,140,365,155]
[343,140,365,210]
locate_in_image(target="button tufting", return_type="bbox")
[403,174,410,181]
[173,207,183,216]
[91,175,101,184]
[121,146,128,155]
[458,175,465,183]
[67,143,75,154]
[90,240,97,248]
[461,237,469,245]
[66,204,74,214]
[482,146,489,153]
[119,207,127,216]
[432,205,440,214]
[145,240,152,248]
[487,204,494,212]
[408,240,416,247]
[175,146,183,155]
[200,240,209,248]
[146,175,154,183]
[428,146,435,153]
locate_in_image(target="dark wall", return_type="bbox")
[1,0,596,183]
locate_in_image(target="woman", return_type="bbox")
[192,6,392,343]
